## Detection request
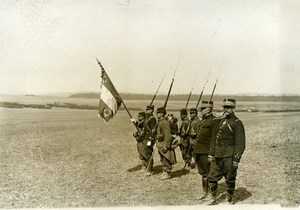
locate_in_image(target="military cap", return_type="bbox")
[156,107,166,114]
[222,98,236,107]
[138,111,146,117]
[180,108,188,115]
[201,101,213,108]
[189,107,197,113]
[146,105,154,110]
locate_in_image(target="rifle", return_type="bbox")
[150,73,166,106]
[164,59,180,109]
[196,69,211,108]
[185,75,197,109]
[209,62,223,102]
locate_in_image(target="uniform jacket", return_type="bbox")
[193,113,216,154]
[135,120,145,140]
[156,117,176,164]
[178,117,191,146]
[135,120,152,159]
[190,116,201,136]
[209,113,245,158]
[156,117,173,149]
[144,114,157,140]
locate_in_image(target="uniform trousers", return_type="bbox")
[208,156,237,194]
[195,153,210,177]
[158,152,172,173]
[179,138,192,164]
[137,140,154,171]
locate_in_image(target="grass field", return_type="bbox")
[0,105,299,208]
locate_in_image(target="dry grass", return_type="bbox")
[0,108,299,208]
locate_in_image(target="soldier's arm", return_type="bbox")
[148,117,157,137]
[209,119,219,156]
[189,121,198,139]
[233,120,246,161]
[163,120,173,148]
[183,120,190,137]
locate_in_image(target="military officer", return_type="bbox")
[156,107,177,180]
[191,101,216,199]
[207,99,246,204]
[177,108,192,170]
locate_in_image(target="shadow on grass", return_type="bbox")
[127,164,163,175]
[127,165,142,172]
[234,187,252,203]
[210,183,252,205]
[152,165,163,175]
[170,168,190,178]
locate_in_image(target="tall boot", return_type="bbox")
[208,181,218,203]
[200,177,209,199]
[226,180,235,204]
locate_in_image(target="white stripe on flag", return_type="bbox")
[100,85,119,114]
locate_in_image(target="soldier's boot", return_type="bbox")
[145,171,152,176]
[199,177,209,200]
[182,162,187,170]
[139,166,147,173]
[159,171,171,180]
[205,181,218,204]
[185,162,191,171]
[226,181,235,204]
[159,171,166,178]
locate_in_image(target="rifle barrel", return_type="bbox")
[163,59,180,109]
[150,73,166,106]
[209,62,223,102]
[196,69,211,108]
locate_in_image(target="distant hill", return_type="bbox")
[69,93,300,102]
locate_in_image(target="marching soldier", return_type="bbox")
[177,108,192,170]
[156,107,177,180]
[143,105,157,175]
[189,107,201,170]
[132,111,153,176]
[207,99,246,204]
[190,101,216,199]
[133,112,152,175]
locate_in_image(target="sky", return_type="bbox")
[0,0,299,96]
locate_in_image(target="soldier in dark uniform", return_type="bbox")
[167,113,179,136]
[143,105,157,175]
[177,108,192,170]
[132,111,152,176]
[189,107,201,171]
[207,99,246,204]
[190,101,216,199]
[156,107,177,180]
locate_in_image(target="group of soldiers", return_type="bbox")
[131,98,246,204]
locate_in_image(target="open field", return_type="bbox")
[2,94,300,112]
[0,106,300,208]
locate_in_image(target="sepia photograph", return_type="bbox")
[0,0,299,209]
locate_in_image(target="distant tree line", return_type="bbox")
[69,93,300,102]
